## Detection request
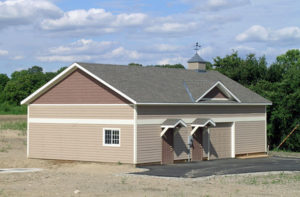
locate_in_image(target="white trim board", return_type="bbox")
[133,105,137,164]
[29,118,134,125]
[196,81,241,103]
[30,104,133,106]
[137,117,265,125]
[27,105,30,158]
[136,103,272,106]
[21,63,136,105]
[231,122,235,158]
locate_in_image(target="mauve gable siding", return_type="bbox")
[32,69,131,104]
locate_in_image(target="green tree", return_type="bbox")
[0,73,9,92]
[215,50,300,151]
[128,63,143,67]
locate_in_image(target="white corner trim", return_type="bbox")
[265,106,267,152]
[195,81,241,103]
[29,118,134,125]
[231,122,235,158]
[161,119,187,128]
[27,105,30,158]
[21,63,136,105]
[133,105,137,164]
[102,128,121,147]
[207,128,210,161]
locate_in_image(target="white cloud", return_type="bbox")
[198,46,214,56]
[37,55,92,62]
[48,39,114,55]
[236,25,300,43]
[0,49,8,56]
[37,39,141,62]
[154,44,182,52]
[231,45,255,52]
[182,0,250,11]
[157,56,188,65]
[145,22,197,33]
[236,25,269,42]
[41,8,147,33]
[0,0,62,29]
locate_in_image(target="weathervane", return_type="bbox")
[194,42,201,54]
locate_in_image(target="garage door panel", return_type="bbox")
[235,121,265,154]
[209,123,231,159]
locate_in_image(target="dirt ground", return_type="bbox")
[0,116,300,197]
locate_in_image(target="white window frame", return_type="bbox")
[103,128,121,147]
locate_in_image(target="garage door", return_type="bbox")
[209,123,232,159]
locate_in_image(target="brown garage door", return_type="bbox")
[209,123,231,159]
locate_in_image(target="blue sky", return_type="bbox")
[0,0,300,75]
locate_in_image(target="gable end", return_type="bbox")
[32,69,131,104]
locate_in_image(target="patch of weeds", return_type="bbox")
[243,176,258,185]
[0,121,27,133]
[117,161,122,165]
[121,177,127,184]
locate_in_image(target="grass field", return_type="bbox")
[0,115,299,197]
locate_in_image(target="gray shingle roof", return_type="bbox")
[187,53,207,63]
[162,119,184,127]
[192,118,215,127]
[77,62,271,104]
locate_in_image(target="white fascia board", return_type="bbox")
[190,126,200,135]
[191,120,216,128]
[160,119,187,128]
[195,81,241,103]
[136,102,272,106]
[160,127,169,137]
[21,63,137,105]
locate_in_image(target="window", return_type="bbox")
[103,128,120,146]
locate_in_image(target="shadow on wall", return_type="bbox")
[203,129,219,159]
[173,128,189,157]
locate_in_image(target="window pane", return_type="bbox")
[105,130,111,144]
[112,130,119,144]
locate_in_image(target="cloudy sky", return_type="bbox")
[0,0,299,74]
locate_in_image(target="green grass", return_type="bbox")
[0,121,27,134]
[0,103,27,115]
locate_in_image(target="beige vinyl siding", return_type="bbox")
[136,124,161,163]
[235,121,266,154]
[28,104,134,163]
[137,106,265,119]
[136,105,265,163]
[29,123,133,163]
[29,105,133,119]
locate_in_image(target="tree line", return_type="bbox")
[0,50,299,151]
